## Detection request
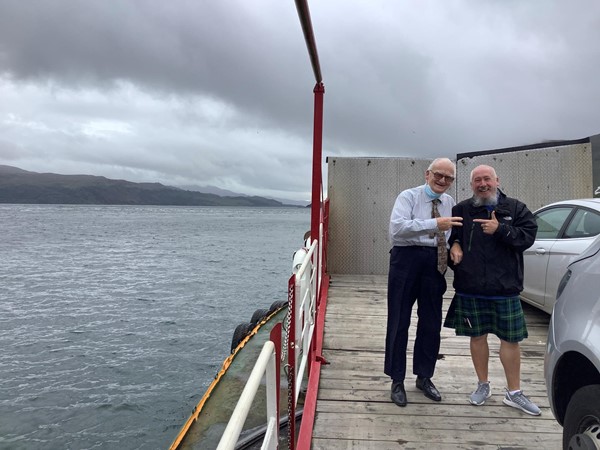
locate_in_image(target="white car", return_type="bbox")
[521,198,600,314]
[544,233,600,449]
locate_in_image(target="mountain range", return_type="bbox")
[177,184,309,206]
[0,165,307,207]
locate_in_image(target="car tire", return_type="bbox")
[563,384,600,450]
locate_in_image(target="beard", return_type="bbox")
[472,189,498,207]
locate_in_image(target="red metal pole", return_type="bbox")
[294,3,325,448]
[310,82,324,246]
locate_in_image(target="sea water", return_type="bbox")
[0,204,310,450]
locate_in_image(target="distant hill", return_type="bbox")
[178,184,309,207]
[178,184,249,197]
[0,165,297,207]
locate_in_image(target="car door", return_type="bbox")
[543,207,600,311]
[522,206,574,310]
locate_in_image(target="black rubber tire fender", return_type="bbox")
[230,322,252,353]
[250,309,270,326]
[269,300,288,313]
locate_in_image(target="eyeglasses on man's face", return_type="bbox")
[430,170,455,183]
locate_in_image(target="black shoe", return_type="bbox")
[416,377,442,402]
[391,381,407,407]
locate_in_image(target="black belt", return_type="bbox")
[392,245,437,252]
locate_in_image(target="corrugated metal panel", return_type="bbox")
[456,143,593,210]
[327,139,598,276]
[585,133,600,197]
[327,157,431,275]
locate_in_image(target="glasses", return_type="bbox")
[430,171,455,183]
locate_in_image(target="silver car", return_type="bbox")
[521,198,600,314]
[544,233,600,449]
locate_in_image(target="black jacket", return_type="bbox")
[449,190,537,297]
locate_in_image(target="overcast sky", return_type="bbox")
[1,1,600,202]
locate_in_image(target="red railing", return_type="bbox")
[292,2,327,447]
[212,3,327,448]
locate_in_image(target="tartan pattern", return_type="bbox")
[443,294,528,342]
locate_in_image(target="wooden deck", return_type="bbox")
[311,274,562,449]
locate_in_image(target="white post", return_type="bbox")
[216,341,276,450]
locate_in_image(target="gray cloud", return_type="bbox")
[1,0,600,201]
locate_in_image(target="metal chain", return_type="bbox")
[281,279,294,363]
[284,280,294,449]
[281,310,290,364]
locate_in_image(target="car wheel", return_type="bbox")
[563,384,600,450]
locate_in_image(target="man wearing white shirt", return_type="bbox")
[385,157,462,407]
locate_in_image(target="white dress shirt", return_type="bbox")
[388,184,456,248]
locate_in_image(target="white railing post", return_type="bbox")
[263,342,277,450]
[216,341,278,450]
[293,240,318,403]
[318,222,323,295]
[215,238,321,450]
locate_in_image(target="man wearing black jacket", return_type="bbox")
[444,164,541,416]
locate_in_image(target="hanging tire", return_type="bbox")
[250,309,270,326]
[230,322,252,352]
[563,384,600,450]
[269,300,288,313]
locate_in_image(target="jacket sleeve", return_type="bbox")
[448,203,463,246]
[494,200,537,252]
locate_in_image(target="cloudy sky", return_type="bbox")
[1,1,600,202]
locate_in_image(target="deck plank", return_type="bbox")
[312,273,562,449]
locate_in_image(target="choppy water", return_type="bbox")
[0,204,310,450]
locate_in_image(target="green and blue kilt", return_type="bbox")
[443,294,528,342]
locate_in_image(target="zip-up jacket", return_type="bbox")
[449,190,537,297]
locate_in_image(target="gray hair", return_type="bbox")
[427,158,456,177]
[469,165,498,182]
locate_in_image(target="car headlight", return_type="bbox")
[556,268,572,300]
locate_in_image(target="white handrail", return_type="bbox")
[295,240,316,280]
[216,341,278,450]
[293,240,318,402]
[215,238,319,449]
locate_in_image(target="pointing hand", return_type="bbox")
[473,210,499,235]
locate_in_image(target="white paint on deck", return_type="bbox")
[312,273,562,449]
